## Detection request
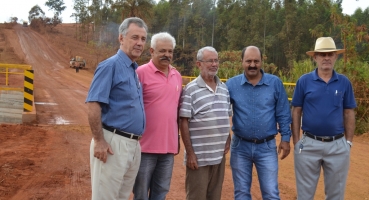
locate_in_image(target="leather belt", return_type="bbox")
[303,132,344,142]
[235,134,275,144]
[102,124,141,140]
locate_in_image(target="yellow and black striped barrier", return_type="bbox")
[23,70,34,112]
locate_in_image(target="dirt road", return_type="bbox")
[1,24,369,199]
[10,25,92,125]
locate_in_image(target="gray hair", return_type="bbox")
[119,17,148,36]
[197,46,218,61]
[151,32,176,49]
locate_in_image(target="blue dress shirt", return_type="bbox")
[226,70,291,142]
[86,49,146,135]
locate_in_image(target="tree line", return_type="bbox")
[67,0,369,72]
[24,0,369,72]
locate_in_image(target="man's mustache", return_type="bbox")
[248,66,257,70]
[160,56,171,61]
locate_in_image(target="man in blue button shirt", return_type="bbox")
[86,17,147,200]
[226,46,292,200]
[292,37,356,200]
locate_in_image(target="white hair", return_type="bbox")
[197,46,217,60]
[151,32,176,49]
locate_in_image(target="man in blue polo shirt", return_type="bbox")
[226,46,291,199]
[292,37,356,200]
[86,17,147,200]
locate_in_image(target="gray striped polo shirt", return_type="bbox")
[179,75,232,167]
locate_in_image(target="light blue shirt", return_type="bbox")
[226,70,291,142]
[86,50,146,135]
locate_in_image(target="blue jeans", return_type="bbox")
[133,153,174,200]
[230,135,280,200]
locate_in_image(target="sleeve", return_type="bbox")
[291,77,304,107]
[224,84,233,117]
[275,78,292,142]
[179,86,193,118]
[225,79,234,105]
[343,77,357,109]
[85,63,114,104]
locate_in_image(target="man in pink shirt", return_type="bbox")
[133,32,182,200]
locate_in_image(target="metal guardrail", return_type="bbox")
[0,63,34,112]
[0,64,32,91]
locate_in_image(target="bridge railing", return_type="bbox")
[0,63,34,111]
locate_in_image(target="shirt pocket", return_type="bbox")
[334,91,343,107]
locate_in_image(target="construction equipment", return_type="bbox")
[69,56,86,69]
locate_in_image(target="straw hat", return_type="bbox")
[306,37,345,56]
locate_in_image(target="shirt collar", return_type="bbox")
[312,68,339,82]
[196,74,222,88]
[147,59,176,76]
[240,69,269,86]
[117,49,137,69]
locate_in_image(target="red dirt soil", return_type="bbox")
[0,23,369,200]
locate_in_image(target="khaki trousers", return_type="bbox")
[90,129,141,200]
[185,156,226,200]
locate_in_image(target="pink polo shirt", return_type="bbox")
[136,60,182,153]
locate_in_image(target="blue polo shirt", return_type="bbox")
[86,49,146,135]
[291,69,356,136]
[226,70,292,142]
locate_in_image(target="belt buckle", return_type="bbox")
[321,136,330,142]
[253,139,257,143]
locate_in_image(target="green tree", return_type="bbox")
[151,0,171,33]
[72,0,90,41]
[28,5,45,22]
[111,0,154,25]
[45,0,66,16]
[10,17,18,23]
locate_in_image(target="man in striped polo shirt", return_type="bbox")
[179,46,232,200]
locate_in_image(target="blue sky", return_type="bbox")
[1,0,369,24]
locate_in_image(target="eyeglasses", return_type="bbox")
[315,52,335,57]
[198,59,220,64]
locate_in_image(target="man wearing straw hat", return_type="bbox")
[291,37,357,199]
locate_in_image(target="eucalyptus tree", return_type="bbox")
[151,0,171,34]
[28,5,45,22]
[45,0,66,17]
[186,0,214,48]
[111,0,154,26]
[72,0,90,41]
[278,0,299,69]
[216,0,242,50]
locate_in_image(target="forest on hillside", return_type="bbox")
[22,0,369,72]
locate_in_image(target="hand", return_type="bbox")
[278,141,290,160]
[186,152,198,170]
[93,138,114,163]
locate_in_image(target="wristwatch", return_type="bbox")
[347,141,353,147]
